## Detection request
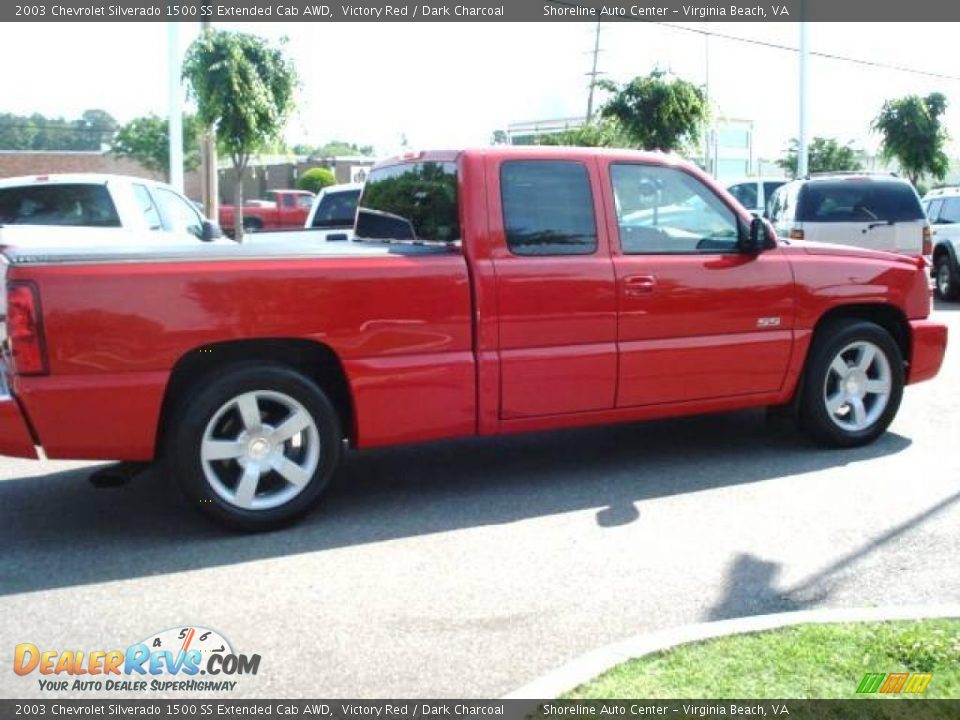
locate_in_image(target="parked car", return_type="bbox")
[0,173,224,243]
[218,189,314,235]
[726,177,788,217]
[246,183,362,245]
[921,187,960,300]
[767,174,931,257]
[0,148,946,530]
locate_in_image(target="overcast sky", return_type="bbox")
[4,21,960,160]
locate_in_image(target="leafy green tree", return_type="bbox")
[292,140,374,157]
[111,114,202,178]
[777,136,865,178]
[490,130,508,145]
[598,70,708,152]
[0,110,117,151]
[872,93,950,187]
[297,166,336,194]
[183,29,298,240]
[536,118,629,148]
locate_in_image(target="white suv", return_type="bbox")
[726,177,787,217]
[767,174,930,257]
[922,186,960,300]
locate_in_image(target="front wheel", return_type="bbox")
[935,254,960,301]
[165,365,342,530]
[798,320,904,448]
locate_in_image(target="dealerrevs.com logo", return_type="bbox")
[14,626,261,693]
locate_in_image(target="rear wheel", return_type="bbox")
[935,253,960,301]
[166,364,342,530]
[798,320,904,448]
[242,217,263,233]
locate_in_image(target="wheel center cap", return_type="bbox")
[844,372,865,396]
[248,437,271,459]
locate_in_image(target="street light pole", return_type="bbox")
[586,22,602,121]
[167,22,184,192]
[798,19,810,178]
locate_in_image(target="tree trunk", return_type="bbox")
[234,171,244,242]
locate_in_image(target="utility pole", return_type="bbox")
[703,32,712,175]
[798,18,810,178]
[585,22,602,121]
[167,22,184,192]
[200,19,219,220]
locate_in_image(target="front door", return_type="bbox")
[604,161,796,407]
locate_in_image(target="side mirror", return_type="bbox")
[740,216,772,254]
[200,219,223,242]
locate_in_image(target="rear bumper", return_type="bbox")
[908,319,948,385]
[0,370,37,459]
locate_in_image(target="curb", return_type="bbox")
[503,604,960,699]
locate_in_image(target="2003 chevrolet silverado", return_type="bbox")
[0,148,948,529]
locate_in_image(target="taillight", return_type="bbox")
[789,228,805,240]
[6,282,46,375]
[922,225,933,256]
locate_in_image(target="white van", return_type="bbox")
[767,174,930,257]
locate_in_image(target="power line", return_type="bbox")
[650,22,960,82]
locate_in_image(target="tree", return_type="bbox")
[777,136,864,179]
[183,29,298,240]
[872,93,950,187]
[111,114,202,178]
[0,110,117,151]
[536,118,629,148]
[297,167,336,194]
[598,70,708,152]
[293,140,374,157]
[490,130,508,145]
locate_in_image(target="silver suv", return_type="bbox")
[922,186,960,300]
[767,174,930,258]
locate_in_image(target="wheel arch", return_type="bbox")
[155,338,355,459]
[811,303,911,366]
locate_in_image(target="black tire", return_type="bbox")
[242,218,263,233]
[934,253,960,301]
[798,320,904,448]
[165,364,342,531]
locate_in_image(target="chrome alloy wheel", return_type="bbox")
[822,340,892,432]
[200,390,321,511]
[937,261,952,297]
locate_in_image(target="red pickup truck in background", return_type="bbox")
[218,189,315,235]
[0,147,948,530]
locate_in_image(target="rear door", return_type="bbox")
[930,196,960,253]
[604,160,795,407]
[487,156,618,419]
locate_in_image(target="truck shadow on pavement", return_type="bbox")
[0,408,912,597]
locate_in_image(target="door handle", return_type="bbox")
[623,274,657,295]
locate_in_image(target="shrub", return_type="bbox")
[297,167,336,194]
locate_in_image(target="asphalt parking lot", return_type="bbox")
[1,302,958,699]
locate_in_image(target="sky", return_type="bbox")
[3,21,960,161]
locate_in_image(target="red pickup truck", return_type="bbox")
[0,148,947,529]
[218,189,315,235]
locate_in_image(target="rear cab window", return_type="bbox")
[798,181,925,223]
[0,183,121,227]
[355,161,460,244]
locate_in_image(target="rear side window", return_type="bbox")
[356,161,459,243]
[0,184,121,227]
[132,184,163,230]
[311,189,361,228]
[501,160,597,256]
[798,181,924,223]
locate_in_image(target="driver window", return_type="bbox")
[610,164,739,254]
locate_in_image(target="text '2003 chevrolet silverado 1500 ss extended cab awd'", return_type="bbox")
[0,148,948,529]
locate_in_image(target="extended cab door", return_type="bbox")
[487,155,618,419]
[603,160,795,407]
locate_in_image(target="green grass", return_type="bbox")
[564,620,960,699]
